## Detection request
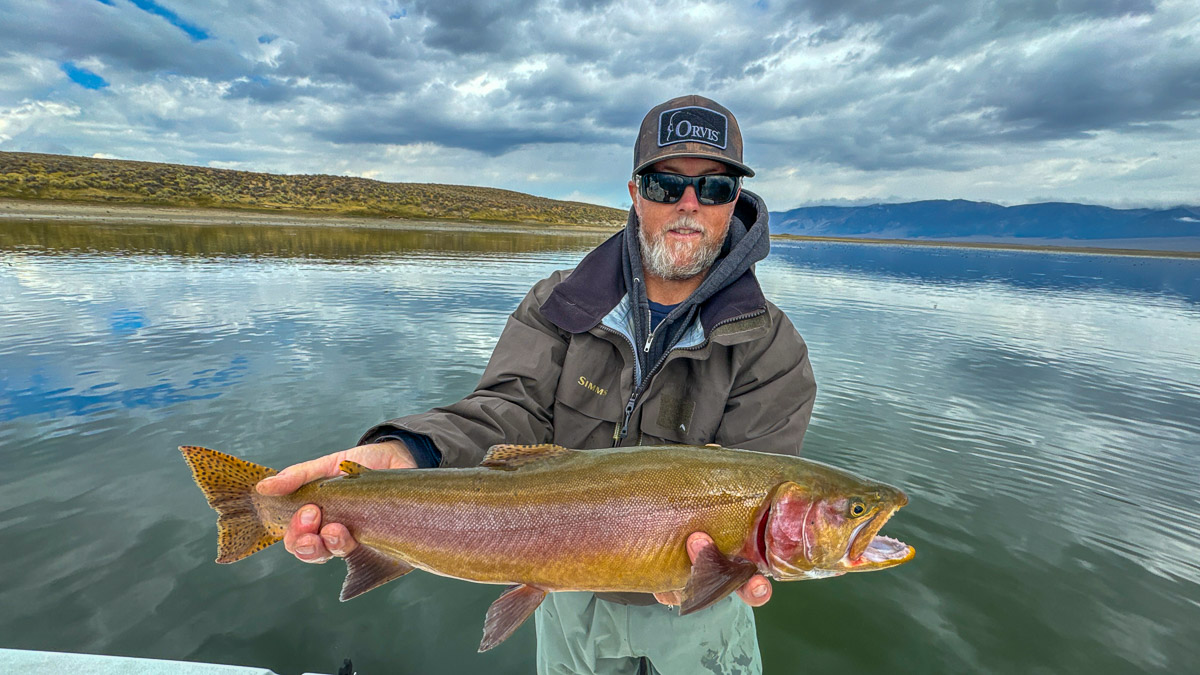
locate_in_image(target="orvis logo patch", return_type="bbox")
[658,106,728,149]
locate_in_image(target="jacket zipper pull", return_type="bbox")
[615,395,637,443]
[643,308,654,353]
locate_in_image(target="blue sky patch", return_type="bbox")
[62,62,109,89]
[129,0,209,40]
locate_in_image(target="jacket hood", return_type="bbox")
[541,189,771,339]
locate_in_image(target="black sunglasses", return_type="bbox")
[637,172,741,205]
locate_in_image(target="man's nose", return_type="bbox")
[676,185,701,211]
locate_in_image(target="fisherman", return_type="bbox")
[257,95,817,674]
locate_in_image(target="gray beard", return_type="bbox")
[638,215,725,281]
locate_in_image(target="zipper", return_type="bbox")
[642,308,655,353]
[613,307,768,444]
[616,394,637,443]
[597,323,642,444]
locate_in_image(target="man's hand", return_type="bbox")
[654,532,772,608]
[255,440,417,564]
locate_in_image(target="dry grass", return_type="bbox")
[0,152,626,227]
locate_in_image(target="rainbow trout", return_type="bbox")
[181,443,913,651]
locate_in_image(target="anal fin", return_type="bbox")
[678,543,758,615]
[340,545,414,601]
[479,584,547,652]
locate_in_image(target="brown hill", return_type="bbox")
[0,152,625,227]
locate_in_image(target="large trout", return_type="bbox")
[181,443,913,651]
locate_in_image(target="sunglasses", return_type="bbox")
[637,172,741,205]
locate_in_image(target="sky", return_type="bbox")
[1,0,1197,211]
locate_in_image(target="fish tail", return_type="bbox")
[179,445,283,564]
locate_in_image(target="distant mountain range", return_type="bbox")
[770,200,1200,251]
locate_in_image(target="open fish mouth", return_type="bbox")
[843,509,914,569]
[858,535,913,564]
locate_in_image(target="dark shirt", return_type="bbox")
[648,300,679,331]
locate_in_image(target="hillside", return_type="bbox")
[771,200,1200,250]
[0,152,625,227]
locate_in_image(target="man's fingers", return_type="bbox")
[736,575,772,607]
[291,533,332,564]
[319,522,357,557]
[283,504,322,553]
[655,590,682,606]
[685,532,715,562]
[257,456,341,496]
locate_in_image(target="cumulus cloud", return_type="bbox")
[0,0,1196,209]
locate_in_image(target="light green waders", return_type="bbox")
[534,592,762,675]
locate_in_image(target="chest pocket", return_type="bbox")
[552,334,627,447]
[638,357,732,446]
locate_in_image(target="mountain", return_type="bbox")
[0,152,625,227]
[770,200,1200,251]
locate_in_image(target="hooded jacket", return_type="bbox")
[361,189,817,468]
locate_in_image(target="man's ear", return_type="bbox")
[628,179,640,215]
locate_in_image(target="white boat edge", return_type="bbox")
[0,648,332,675]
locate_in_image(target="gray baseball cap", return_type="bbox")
[633,95,754,177]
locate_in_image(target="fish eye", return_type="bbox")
[849,500,867,518]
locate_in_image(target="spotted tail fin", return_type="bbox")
[180,446,283,564]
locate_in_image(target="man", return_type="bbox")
[257,95,817,674]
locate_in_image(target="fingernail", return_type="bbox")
[322,534,340,551]
[296,544,314,556]
[752,584,767,598]
[300,507,317,526]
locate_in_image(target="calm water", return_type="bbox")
[2,221,1199,674]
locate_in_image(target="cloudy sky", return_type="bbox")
[1,0,1197,210]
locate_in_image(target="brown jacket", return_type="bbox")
[361,226,817,467]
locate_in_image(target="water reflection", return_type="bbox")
[757,242,1200,672]
[1,222,1198,673]
[770,240,1200,304]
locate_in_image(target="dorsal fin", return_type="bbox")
[339,460,371,477]
[481,444,574,469]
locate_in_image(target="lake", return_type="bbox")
[2,220,1198,674]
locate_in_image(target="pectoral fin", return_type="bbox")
[678,543,759,616]
[340,545,414,601]
[479,584,547,652]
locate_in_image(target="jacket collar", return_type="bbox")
[540,229,767,336]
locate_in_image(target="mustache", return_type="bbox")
[664,217,705,234]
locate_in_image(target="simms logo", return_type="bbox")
[578,376,607,396]
[658,106,728,150]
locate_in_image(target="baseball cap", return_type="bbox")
[633,95,754,178]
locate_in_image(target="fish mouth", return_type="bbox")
[843,508,914,570]
[859,535,913,565]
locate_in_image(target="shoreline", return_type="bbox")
[0,198,621,236]
[773,234,1200,259]
[3,199,1197,259]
